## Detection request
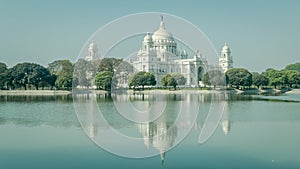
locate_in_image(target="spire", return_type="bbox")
[159,15,165,30]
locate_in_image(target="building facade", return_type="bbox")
[130,16,208,86]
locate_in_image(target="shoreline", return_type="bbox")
[127,88,288,95]
[0,90,72,96]
[1,88,299,96]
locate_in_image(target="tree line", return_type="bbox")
[0,58,132,90]
[202,63,300,90]
[0,59,299,91]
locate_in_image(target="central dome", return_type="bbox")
[152,16,174,41]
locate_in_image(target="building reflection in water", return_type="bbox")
[139,115,177,164]
[86,101,97,140]
[137,93,200,164]
[221,100,230,135]
[75,92,227,163]
[74,92,100,141]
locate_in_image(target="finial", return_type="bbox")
[159,15,165,29]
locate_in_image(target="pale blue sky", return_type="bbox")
[0,0,299,72]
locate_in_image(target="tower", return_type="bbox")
[86,40,98,61]
[219,43,233,72]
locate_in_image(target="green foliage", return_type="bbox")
[170,73,186,85]
[0,62,8,89]
[252,72,269,88]
[7,62,51,90]
[284,62,300,72]
[48,60,73,89]
[226,68,252,89]
[55,75,73,90]
[0,62,7,73]
[73,59,91,88]
[161,74,178,90]
[264,69,287,88]
[281,70,300,87]
[95,71,114,91]
[202,70,226,89]
[129,71,156,90]
[73,59,104,88]
[98,58,123,72]
[48,60,73,75]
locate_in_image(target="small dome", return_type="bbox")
[222,43,230,51]
[143,32,152,42]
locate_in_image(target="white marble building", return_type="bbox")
[84,17,233,87]
[130,16,208,86]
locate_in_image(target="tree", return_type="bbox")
[161,74,178,90]
[98,58,123,72]
[55,75,73,90]
[0,62,8,89]
[7,62,51,90]
[73,59,91,88]
[48,60,73,75]
[128,71,156,90]
[0,62,7,73]
[48,60,73,89]
[281,70,300,88]
[113,60,134,88]
[252,72,269,89]
[46,74,57,90]
[95,71,114,91]
[226,68,252,89]
[202,70,226,89]
[284,62,300,72]
[264,68,287,89]
[170,73,186,85]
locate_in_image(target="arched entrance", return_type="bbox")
[197,67,204,84]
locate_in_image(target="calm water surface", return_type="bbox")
[0,93,300,169]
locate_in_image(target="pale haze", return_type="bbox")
[0,0,299,72]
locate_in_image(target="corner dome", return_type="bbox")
[143,32,152,42]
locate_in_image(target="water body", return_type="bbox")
[0,93,300,169]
